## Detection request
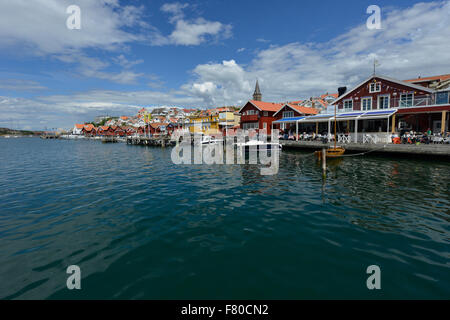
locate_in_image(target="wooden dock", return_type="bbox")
[102,136,118,143]
[281,140,450,158]
[126,136,175,147]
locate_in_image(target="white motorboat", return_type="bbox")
[235,139,282,151]
[201,135,223,145]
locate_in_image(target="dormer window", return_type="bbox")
[369,82,381,93]
[282,111,294,118]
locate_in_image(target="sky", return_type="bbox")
[0,0,449,130]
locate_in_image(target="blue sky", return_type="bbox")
[0,0,449,130]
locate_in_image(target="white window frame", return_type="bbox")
[378,95,390,109]
[362,97,372,111]
[343,99,353,112]
[369,82,381,93]
[400,93,414,108]
[282,111,294,118]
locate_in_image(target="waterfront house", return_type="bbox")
[73,124,84,135]
[239,100,283,134]
[188,112,220,135]
[219,110,241,134]
[272,104,318,136]
[82,124,96,137]
[296,74,450,143]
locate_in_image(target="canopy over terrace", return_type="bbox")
[272,117,305,137]
[272,110,397,142]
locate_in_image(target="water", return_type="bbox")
[0,138,449,299]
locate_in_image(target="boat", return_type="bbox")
[315,146,345,159]
[235,139,282,151]
[201,135,223,145]
[315,96,345,159]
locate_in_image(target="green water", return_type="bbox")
[0,138,449,299]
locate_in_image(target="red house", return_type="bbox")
[239,100,283,135]
[272,104,318,134]
[331,74,449,137]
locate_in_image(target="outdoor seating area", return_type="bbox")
[394,131,450,145]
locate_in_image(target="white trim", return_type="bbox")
[333,75,435,105]
[369,82,381,93]
[378,94,390,109]
[238,100,262,113]
[343,99,353,112]
[361,97,373,111]
[399,92,415,108]
[273,104,299,117]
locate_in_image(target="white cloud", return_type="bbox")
[0,79,47,91]
[158,2,232,46]
[0,0,147,55]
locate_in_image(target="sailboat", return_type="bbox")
[315,100,345,159]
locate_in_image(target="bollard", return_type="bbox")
[322,148,326,178]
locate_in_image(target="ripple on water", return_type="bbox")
[0,139,449,299]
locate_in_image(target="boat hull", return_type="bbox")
[315,147,345,159]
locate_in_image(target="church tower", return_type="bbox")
[253,80,262,101]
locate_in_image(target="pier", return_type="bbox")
[281,140,450,157]
[126,136,176,147]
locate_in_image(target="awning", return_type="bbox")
[272,117,305,124]
[300,109,397,122]
[299,114,334,123]
[359,110,397,120]
[336,112,365,121]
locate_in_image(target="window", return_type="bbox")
[263,111,268,117]
[436,91,449,105]
[282,111,294,118]
[369,82,381,93]
[400,93,414,107]
[263,122,267,129]
[362,97,372,111]
[243,122,258,130]
[343,99,353,111]
[378,95,390,109]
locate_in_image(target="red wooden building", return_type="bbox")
[272,104,318,134]
[239,100,283,135]
[331,74,449,136]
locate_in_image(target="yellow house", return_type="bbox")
[219,111,240,130]
[188,113,220,135]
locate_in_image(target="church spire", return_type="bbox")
[253,80,262,101]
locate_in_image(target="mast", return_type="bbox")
[334,100,337,149]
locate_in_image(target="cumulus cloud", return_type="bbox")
[157,2,233,46]
[0,0,147,55]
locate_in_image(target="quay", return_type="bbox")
[281,140,450,158]
[126,136,176,147]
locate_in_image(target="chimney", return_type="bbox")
[338,87,347,97]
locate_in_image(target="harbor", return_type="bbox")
[281,140,450,157]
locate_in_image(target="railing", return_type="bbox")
[339,92,449,112]
[241,114,259,122]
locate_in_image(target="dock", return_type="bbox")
[281,140,450,158]
[102,136,118,143]
[126,136,176,147]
